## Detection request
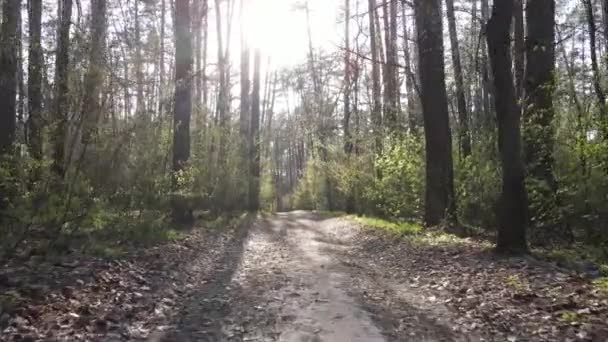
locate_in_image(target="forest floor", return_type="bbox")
[1,211,608,341]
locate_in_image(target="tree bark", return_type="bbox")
[368,0,382,155]
[414,0,457,226]
[52,0,73,176]
[446,0,471,158]
[81,0,106,145]
[249,49,261,211]
[486,0,529,254]
[28,0,43,158]
[172,0,193,222]
[344,0,352,154]
[0,0,20,154]
[513,0,525,100]
[523,0,556,191]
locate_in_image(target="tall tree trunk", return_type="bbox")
[52,0,73,176]
[0,0,20,154]
[173,0,193,222]
[480,0,492,125]
[28,0,43,158]
[446,0,471,158]
[583,0,608,135]
[523,0,557,194]
[368,0,382,155]
[414,0,457,226]
[344,0,352,154]
[158,0,166,117]
[487,0,529,254]
[81,0,106,146]
[215,0,228,165]
[249,49,261,211]
[513,0,525,100]
[402,1,419,131]
[382,0,398,129]
[240,0,251,206]
[202,0,209,110]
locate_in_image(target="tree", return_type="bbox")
[513,0,525,100]
[583,0,607,136]
[414,0,456,226]
[523,0,557,226]
[446,0,471,158]
[172,0,193,222]
[344,0,352,154]
[486,0,528,254]
[368,0,382,155]
[81,0,107,147]
[0,0,20,154]
[27,0,43,158]
[249,49,261,211]
[240,0,251,206]
[52,0,73,176]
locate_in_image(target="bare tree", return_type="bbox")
[28,0,43,158]
[0,0,20,154]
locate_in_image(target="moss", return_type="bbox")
[593,277,608,293]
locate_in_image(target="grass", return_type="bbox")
[350,215,422,236]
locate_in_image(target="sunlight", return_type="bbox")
[240,0,337,67]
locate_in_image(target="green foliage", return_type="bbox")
[365,134,424,220]
[454,148,501,228]
[352,215,421,236]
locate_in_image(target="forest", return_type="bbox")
[1,0,608,340]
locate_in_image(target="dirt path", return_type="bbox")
[163,211,470,341]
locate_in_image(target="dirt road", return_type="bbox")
[163,211,467,341]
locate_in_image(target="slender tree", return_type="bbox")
[344,0,352,154]
[583,0,608,136]
[513,0,525,100]
[28,0,43,158]
[487,0,529,253]
[249,49,261,211]
[173,0,193,222]
[52,0,73,176]
[0,0,20,154]
[446,0,471,158]
[81,0,107,146]
[368,0,382,155]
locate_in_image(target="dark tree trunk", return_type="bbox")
[249,49,261,211]
[523,0,556,192]
[52,0,73,176]
[134,0,145,117]
[382,0,398,129]
[487,0,529,254]
[414,0,457,226]
[368,0,382,155]
[158,0,166,117]
[0,0,20,154]
[240,0,251,206]
[402,1,419,131]
[172,0,193,222]
[446,0,471,158]
[81,0,106,145]
[28,0,43,158]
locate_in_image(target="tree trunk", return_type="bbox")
[368,0,382,155]
[414,0,457,226]
[344,0,352,154]
[0,0,20,154]
[513,0,525,100]
[446,0,471,158]
[172,0,193,222]
[523,0,556,192]
[215,0,228,169]
[402,1,419,131]
[81,0,106,145]
[52,0,73,176]
[486,0,529,254]
[249,49,261,211]
[28,0,43,158]
[240,0,251,206]
[583,0,608,135]
[158,0,166,117]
